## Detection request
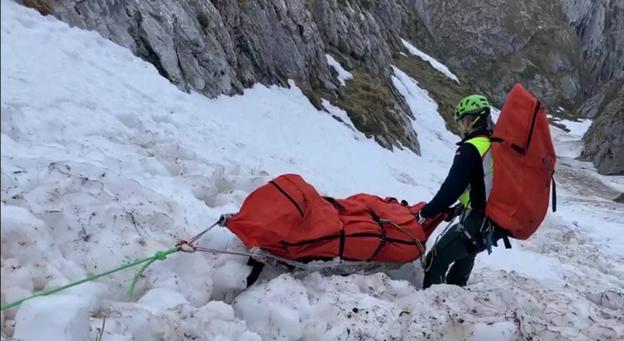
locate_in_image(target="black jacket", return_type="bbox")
[421,129,490,218]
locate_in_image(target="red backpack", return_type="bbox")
[486,84,557,239]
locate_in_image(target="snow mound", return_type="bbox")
[14,295,90,341]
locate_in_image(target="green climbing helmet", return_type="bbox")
[455,95,490,121]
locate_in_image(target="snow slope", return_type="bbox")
[551,119,592,158]
[400,38,459,83]
[1,1,623,340]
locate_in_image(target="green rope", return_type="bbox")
[127,249,175,300]
[1,246,180,311]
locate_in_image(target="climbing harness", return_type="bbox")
[422,205,467,272]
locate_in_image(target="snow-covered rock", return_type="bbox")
[400,38,459,82]
[325,54,353,86]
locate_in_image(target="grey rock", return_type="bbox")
[211,0,335,90]
[412,0,584,109]
[410,0,622,175]
[306,0,434,153]
[308,0,393,76]
[48,0,239,96]
[577,80,622,118]
[561,0,624,87]
[578,90,607,119]
[581,83,624,175]
[308,0,433,75]
[43,0,335,97]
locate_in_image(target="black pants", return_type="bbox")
[423,210,506,288]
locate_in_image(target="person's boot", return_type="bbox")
[445,254,476,286]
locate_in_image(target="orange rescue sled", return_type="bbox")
[226,174,445,263]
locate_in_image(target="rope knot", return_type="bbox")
[154,250,168,261]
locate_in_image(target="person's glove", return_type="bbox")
[444,204,463,222]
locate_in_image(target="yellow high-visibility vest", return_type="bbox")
[458,136,494,208]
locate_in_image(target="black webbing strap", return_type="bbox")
[525,100,541,152]
[368,212,387,261]
[489,218,512,250]
[551,174,557,212]
[323,196,344,210]
[338,228,346,258]
[270,180,304,217]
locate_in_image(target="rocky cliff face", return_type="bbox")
[32,0,335,97]
[307,0,433,76]
[581,84,624,175]
[412,0,584,109]
[561,0,624,87]
[560,0,623,174]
